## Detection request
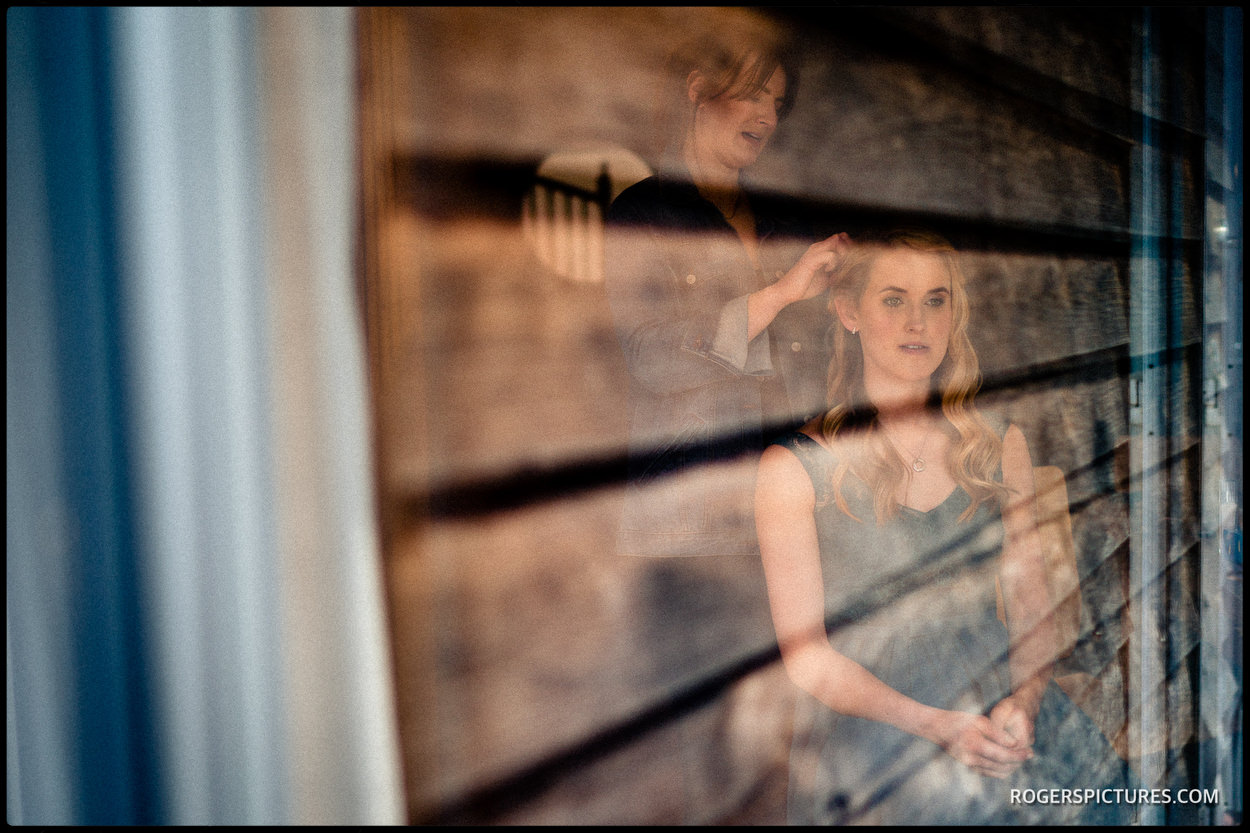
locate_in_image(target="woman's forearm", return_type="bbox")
[783,639,948,746]
[1006,614,1054,717]
[746,281,791,342]
[1002,564,1056,717]
[998,424,1055,717]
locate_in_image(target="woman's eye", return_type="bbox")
[926,296,946,307]
[883,297,902,307]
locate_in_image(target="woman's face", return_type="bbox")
[689,65,787,175]
[838,249,954,388]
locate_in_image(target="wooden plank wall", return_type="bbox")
[356,6,1217,824]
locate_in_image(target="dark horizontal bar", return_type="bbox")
[423,447,629,520]
[531,175,602,205]
[407,342,1144,522]
[410,337,1212,524]
[395,150,1210,265]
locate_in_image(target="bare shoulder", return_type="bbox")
[760,439,807,478]
[759,440,816,506]
[761,418,829,472]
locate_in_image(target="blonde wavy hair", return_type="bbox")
[820,229,1009,523]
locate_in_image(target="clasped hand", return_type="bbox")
[774,232,852,303]
[938,697,1036,780]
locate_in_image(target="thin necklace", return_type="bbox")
[882,421,936,473]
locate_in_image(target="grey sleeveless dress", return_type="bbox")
[774,430,1132,825]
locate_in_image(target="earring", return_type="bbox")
[850,327,858,335]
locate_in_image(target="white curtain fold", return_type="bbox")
[7,6,404,825]
[108,6,404,824]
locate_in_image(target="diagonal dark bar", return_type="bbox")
[408,342,1159,522]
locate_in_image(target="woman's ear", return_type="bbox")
[686,70,706,105]
[833,296,859,333]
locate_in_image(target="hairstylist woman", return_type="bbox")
[605,23,849,560]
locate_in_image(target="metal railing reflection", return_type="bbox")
[522,165,612,284]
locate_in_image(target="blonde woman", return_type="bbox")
[755,229,1130,823]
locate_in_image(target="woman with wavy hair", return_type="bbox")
[819,229,1006,527]
[755,229,1130,823]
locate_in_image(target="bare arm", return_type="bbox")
[746,232,851,342]
[755,441,1031,778]
[989,424,1057,745]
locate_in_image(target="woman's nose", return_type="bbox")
[905,305,925,330]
